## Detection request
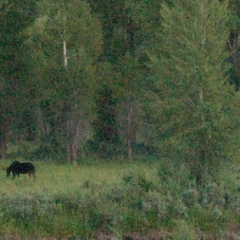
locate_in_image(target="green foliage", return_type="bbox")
[25,0,103,160]
[0,0,38,157]
[148,0,240,184]
[93,85,120,158]
[7,142,39,160]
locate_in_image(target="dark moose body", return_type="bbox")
[6,161,35,179]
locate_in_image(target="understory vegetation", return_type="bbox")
[0,158,240,239]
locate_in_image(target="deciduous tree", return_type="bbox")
[149,0,240,184]
[28,0,102,162]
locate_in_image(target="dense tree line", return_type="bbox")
[1,0,240,184]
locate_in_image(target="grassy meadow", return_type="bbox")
[0,156,240,239]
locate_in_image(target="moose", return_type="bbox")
[3,161,35,179]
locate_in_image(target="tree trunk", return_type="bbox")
[66,114,79,164]
[63,15,76,163]
[127,102,132,160]
[0,141,7,159]
[63,16,68,68]
[0,124,9,159]
[197,85,207,185]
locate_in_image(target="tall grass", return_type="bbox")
[0,158,240,239]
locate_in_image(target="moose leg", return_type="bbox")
[28,172,35,179]
[12,173,16,180]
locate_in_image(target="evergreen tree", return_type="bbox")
[149,0,240,184]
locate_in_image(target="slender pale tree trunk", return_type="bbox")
[63,16,68,68]
[62,16,79,164]
[63,16,70,162]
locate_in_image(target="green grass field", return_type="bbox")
[0,158,240,239]
[0,159,157,196]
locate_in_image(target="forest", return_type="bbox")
[1,0,240,238]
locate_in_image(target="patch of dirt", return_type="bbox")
[92,229,167,240]
[123,230,166,240]
[92,230,112,240]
